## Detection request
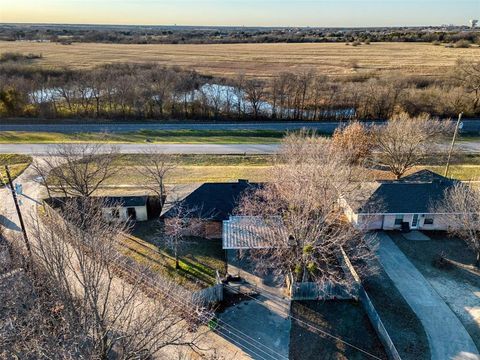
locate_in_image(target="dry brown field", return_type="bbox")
[2,41,480,78]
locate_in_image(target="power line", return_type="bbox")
[39,197,288,360]
[223,283,384,360]
[35,196,380,359]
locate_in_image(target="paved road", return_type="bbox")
[1,119,480,134]
[0,143,280,155]
[375,232,479,360]
[2,141,480,155]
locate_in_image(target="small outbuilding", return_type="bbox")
[341,170,458,231]
[102,196,149,222]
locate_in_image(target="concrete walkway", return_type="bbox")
[376,232,479,360]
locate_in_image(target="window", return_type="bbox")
[394,215,403,225]
[424,217,434,225]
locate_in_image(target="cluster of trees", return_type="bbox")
[235,115,479,293]
[2,60,480,121]
[1,145,220,358]
[332,114,454,179]
[1,24,479,45]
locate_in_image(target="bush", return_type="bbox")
[0,52,42,63]
[454,40,471,48]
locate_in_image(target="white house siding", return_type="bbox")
[102,205,148,222]
[356,213,448,231]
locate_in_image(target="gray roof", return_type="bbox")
[350,170,457,214]
[162,180,260,221]
[103,196,148,207]
[222,216,283,249]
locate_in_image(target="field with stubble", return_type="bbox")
[2,41,479,78]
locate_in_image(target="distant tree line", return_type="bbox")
[1,25,479,45]
[1,61,479,121]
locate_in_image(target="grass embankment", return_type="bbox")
[0,130,284,144]
[121,221,226,291]
[0,154,32,185]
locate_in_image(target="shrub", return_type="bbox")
[454,40,471,48]
[0,52,42,63]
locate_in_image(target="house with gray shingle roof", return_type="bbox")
[341,170,458,231]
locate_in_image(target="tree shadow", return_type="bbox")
[0,215,21,232]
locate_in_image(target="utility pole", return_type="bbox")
[444,112,463,178]
[4,165,32,260]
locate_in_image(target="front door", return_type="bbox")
[127,207,137,221]
[411,214,419,229]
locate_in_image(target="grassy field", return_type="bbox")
[0,130,284,144]
[0,154,32,185]
[2,41,479,78]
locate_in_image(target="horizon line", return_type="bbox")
[0,21,471,29]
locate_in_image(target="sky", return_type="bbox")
[1,0,479,27]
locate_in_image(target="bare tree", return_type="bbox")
[163,201,205,269]
[454,59,480,110]
[29,198,204,359]
[136,151,176,213]
[373,113,453,179]
[434,182,480,267]
[237,131,376,289]
[243,79,266,119]
[331,121,375,164]
[37,143,119,198]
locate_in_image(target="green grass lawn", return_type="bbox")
[122,221,226,291]
[0,129,285,144]
[0,154,32,185]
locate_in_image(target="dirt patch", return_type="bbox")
[290,300,387,360]
[363,260,430,360]
[391,232,480,350]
